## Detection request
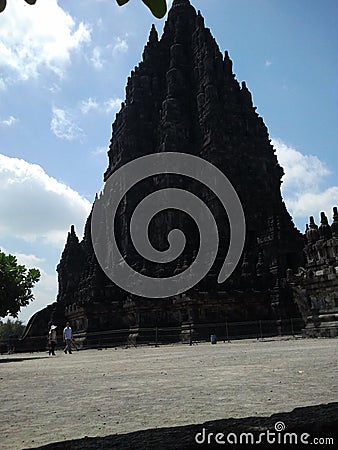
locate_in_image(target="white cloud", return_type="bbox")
[286,188,338,220]
[104,98,123,113]
[0,154,91,247]
[17,266,58,324]
[274,138,330,192]
[51,98,121,140]
[91,146,107,156]
[90,46,104,70]
[273,138,337,224]
[3,251,45,268]
[79,97,122,114]
[112,37,128,55]
[0,78,5,90]
[0,248,45,269]
[265,60,272,67]
[80,97,99,114]
[1,115,18,127]
[0,0,91,80]
[51,107,84,141]
[47,83,61,94]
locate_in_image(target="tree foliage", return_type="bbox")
[0,0,36,13]
[0,250,40,318]
[0,0,168,18]
[116,0,167,18]
[0,318,25,340]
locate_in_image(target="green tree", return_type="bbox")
[0,0,168,18]
[0,250,40,318]
[0,318,25,340]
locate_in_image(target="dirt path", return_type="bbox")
[0,338,337,449]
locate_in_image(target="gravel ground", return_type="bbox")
[0,337,337,450]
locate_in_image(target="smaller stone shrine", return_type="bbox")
[288,208,338,337]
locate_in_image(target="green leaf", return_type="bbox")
[142,0,167,18]
[0,0,6,14]
[0,250,40,318]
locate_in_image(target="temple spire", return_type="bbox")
[241,81,254,108]
[319,211,332,240]
[148,24,158,43]
[223,50,233,76]
[306,216,319,243]
[142,24,159,62]
[331,206,338,237]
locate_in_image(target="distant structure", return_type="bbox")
[288,209,338,337]
[22,0,337,347]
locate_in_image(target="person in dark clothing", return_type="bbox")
[48,325,57,356]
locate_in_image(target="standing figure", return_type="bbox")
[48,325,57,356]
[63,322,73,354]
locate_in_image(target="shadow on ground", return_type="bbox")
[29,402,338,449]
[0,356,50,364]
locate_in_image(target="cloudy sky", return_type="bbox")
[1,0,337,323]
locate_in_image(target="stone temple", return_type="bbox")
[22,0,337,347]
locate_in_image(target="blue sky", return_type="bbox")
[0,0,337,323]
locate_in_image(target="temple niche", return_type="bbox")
[21,0,337,346]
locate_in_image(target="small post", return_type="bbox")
[290,317,294,337]
[155,326,159,347]
[189,323,192,346]
[225,321,230,342]
[259,320,263,341]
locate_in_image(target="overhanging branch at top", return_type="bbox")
[0,0,168,18]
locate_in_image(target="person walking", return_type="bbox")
[63,322,73,354]
[48,325,57,356]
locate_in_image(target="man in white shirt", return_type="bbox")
[63,322,73,354]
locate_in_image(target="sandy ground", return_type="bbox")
[0,337,337,450]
